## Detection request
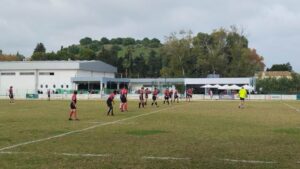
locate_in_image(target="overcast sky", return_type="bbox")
[0,0,299,72]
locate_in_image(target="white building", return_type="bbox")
[0,61,117,97]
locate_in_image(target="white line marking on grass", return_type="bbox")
[0,105,184,152]
[54,152,110,157]
[283,103,300,112]
[0,151,30,154]
[142,156,190,160]
[0,151,110,157]
[221,158,277,164]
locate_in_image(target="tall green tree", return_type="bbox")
[162,30,194,77]
[32,43,47,60]
[79,37,93,46]
[34,43,46,53]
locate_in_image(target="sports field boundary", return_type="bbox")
[221,158,278,164]
[282,102,300,112]
[0,104,186,152]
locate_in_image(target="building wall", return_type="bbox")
[76,70,114,78]
[37,70,77,93]
[0,69,115,96]
[0,70,36,96]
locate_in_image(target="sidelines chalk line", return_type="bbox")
[282,103,300,112]
[142,156,190,160]
[0,151,110,157]
[0,104,185,152]
[54,152,110,157]
[221,158,277,164]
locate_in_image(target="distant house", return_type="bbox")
[255,71,292,79]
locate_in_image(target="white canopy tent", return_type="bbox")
[211,84,221,88]
[218,85,230,90]
[229,85,241,90]
[201,84,214,88]
[243,85,254,90]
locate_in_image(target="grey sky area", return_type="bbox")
[0,0,299,72]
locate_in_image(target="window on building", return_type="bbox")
[1,72,16,75]
[53,85,56,88]
[45,85,48,88]
[40,85,43,88]
[39,72,55,75]
[20,72,34,75]
[66,85,69,88]
[61,85,64,88]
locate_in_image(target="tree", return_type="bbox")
[79,37,93,46]
[34,43,46,53]
[16,52,25,60]
[162,30,194,77]
[193,27,264,77]
[267,62,293,72]
[147,50,161,77]
[79,47,96,60]
[32,43,46,60]
[100,37,110,44]
[123,38,136,46]
[132,55,147,77]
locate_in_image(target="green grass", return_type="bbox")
[126,130,168,136]
[0,99,300,168]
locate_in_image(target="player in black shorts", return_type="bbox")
[163,88,170,105]
[139,87,145,108]
[120,87,128,112]
[145,88,150,105]
[174,89,179,103]
[69,91,79,120]
[151,87,159,107]
[107,90,117,116]
[169,89,173,103]
[8,86,14,103]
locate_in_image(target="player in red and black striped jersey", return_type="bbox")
[151,87,159,107]
[69,91,79,120]
[8,86,14,103]
[120,87,128,112]
[174,89,179,103]
[107,90,117,116]
[145,88,150,105]
[138,87,145,108]
[186,88,193,102]
[163,88,170,105]
[169,89,173,103]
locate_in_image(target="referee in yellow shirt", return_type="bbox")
[238,87,247,108]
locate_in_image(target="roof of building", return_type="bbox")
[71,77,130,83]
[184,77,254,85]
[71,77,254,85]
[0,60,117,73]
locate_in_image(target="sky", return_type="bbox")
[0,0,299,72]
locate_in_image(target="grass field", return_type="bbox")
[0,99,300,169]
